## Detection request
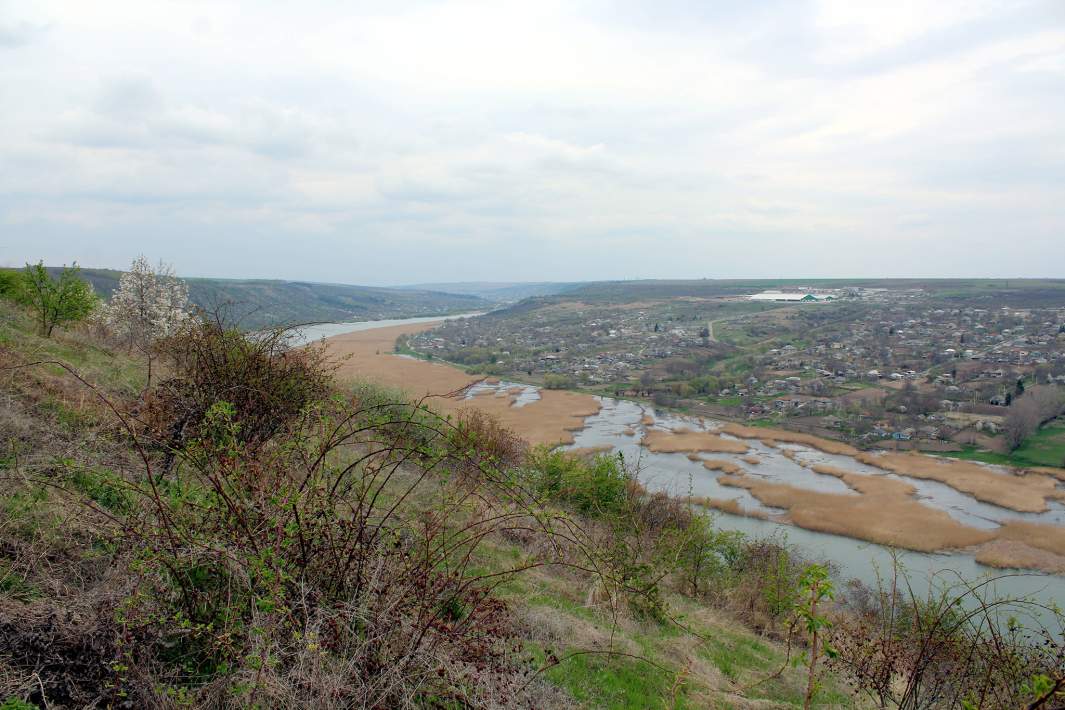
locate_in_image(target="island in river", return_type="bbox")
[318,317,1065,581]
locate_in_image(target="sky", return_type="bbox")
[2,0,1064,285]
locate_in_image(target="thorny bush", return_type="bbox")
[139,319,335,457]
[0,319,652,707]
[830,560,1065,709]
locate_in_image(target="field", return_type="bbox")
[944,419,1065,469]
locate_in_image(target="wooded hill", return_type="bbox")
[44,267,492,329]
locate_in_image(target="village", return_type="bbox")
[403,285,1065,460]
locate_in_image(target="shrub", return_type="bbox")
[829,565,1065,709]
[98,389,572,706]
[446,408,528,483]
[523,447,630,517]
[660,510,745,598]
[144,319,335,454]
[0,269,20,301]
[2,331,655,706]
[542,374,574,389]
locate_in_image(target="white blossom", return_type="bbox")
[102,256,190,350]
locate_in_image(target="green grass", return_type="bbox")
[0,300,146,395]
[942,420,1065,469]
[940,446,1015,466]
[0,562,41,602]
[1013,420,1065,467]
[476,531,856,709]
[530,643,689,710]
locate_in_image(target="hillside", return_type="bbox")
[0,298,852,708]
[45,267,492,328]
[2,294,1062,708]
[568,278,1065,304]
[401,281,583,302]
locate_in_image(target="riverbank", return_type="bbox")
[320,319,601,446]
[316,317,1065,579]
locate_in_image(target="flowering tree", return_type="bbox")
[102,256,190,354]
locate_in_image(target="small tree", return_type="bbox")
[15,261,97,337]
[102,256,189,354]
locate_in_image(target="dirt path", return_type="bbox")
[321,320,601,446]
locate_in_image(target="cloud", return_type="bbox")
[0,18,47,48]
[1,0,1064,283]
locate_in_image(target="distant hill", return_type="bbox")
[400,281,582,302]
[46,268,491,329]
[568,278,1065,304]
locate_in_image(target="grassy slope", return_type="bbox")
[488,555,855,708]
[0,301,856,709]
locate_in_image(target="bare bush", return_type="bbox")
[0,326,668,707]
[831,561,1065,709]
[141,318,335,456]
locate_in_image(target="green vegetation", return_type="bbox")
[1,292,1062,708]
[944,419,1065,468]
[1014,419,1065,466]
[9,262,98,337]
[543,373,576,389]
[56,266,490,329]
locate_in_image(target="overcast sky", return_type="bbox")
[2,1,1064,284]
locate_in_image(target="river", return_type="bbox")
[287,312,485,346]
[317,315,1065,625]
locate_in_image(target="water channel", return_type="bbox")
[315,316,1065,625]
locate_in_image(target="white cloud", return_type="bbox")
[0,0,1063,281]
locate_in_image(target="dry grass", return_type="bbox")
[321,320,601,446]
[975,540,1065,574]
[717,474,994,553]
[1030,466,1065,482]
[641,428,748,455]
[694,497,771,520]
[854,451,1062,513]
[720,424,860,456]
[702,459,744,475]
[713,458,1065,573]
[994,520,1065,557]
[460,389,601,446]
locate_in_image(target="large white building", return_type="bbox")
[748,291,835,302]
